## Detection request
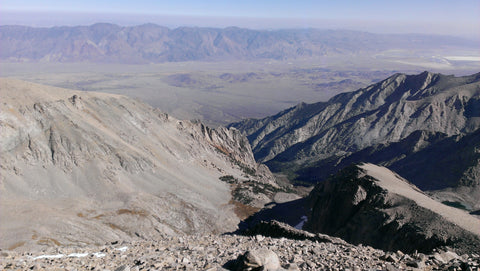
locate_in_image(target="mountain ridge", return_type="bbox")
[305,163,480,254]
[230,71,480,204]
[232,71,480,161]
[1,24,477,63]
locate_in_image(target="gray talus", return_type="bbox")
[0,78,275,250]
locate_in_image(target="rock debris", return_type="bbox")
[2,234,479,270]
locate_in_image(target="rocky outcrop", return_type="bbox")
[243,220,347,245]
[231,72,480,193]
[304,163,480,254]
[0,78,277,250]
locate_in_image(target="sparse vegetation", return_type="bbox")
[219,175,236,183]
[117,209,148,217]
[106,223,123,231]
[220,174,295,207]
[238,163,256,176]
[229,199,260,220]
[8,241,26,250]
[213,145,230,156]
[232,187,253,205]
[250,181,294,194]
[37,238,61,246]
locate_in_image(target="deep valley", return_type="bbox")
[1,23,480,271]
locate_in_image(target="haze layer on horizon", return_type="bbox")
[1,0,479,39]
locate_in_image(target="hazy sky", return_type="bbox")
[1,0,479,38]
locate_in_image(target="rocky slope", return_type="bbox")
[2,77,480,269]
[296,128,480,211]
[0,78,282,251]
[1,24,476,63]
[305,163,480,254]
[230,72,480,193]
[2,228,480,270]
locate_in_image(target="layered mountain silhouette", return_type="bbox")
[0,23,476,63]
[230,72,480,209]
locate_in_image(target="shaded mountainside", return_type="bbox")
[0,78,278,250]
[0,23,477,63]
[296,129,480,209]
[230,72,480,194]
[305,163,480,254]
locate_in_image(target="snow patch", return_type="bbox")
[68,253,89,258]
[31,254,65,260]
[25,246,130,261]
[93,252,106,258]
[115,246,128,252]
[294,216,308,230]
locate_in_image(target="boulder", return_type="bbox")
[236,248,282,271]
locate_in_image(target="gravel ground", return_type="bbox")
[2,234,479,270]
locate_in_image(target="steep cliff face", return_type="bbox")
[230,72,480,192]
[305,163,480,254]
[0,78,275,250]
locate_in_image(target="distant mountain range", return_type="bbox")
[0,23,477,63]
[230,72,480,209]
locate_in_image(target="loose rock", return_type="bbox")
[1,234,479,270]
